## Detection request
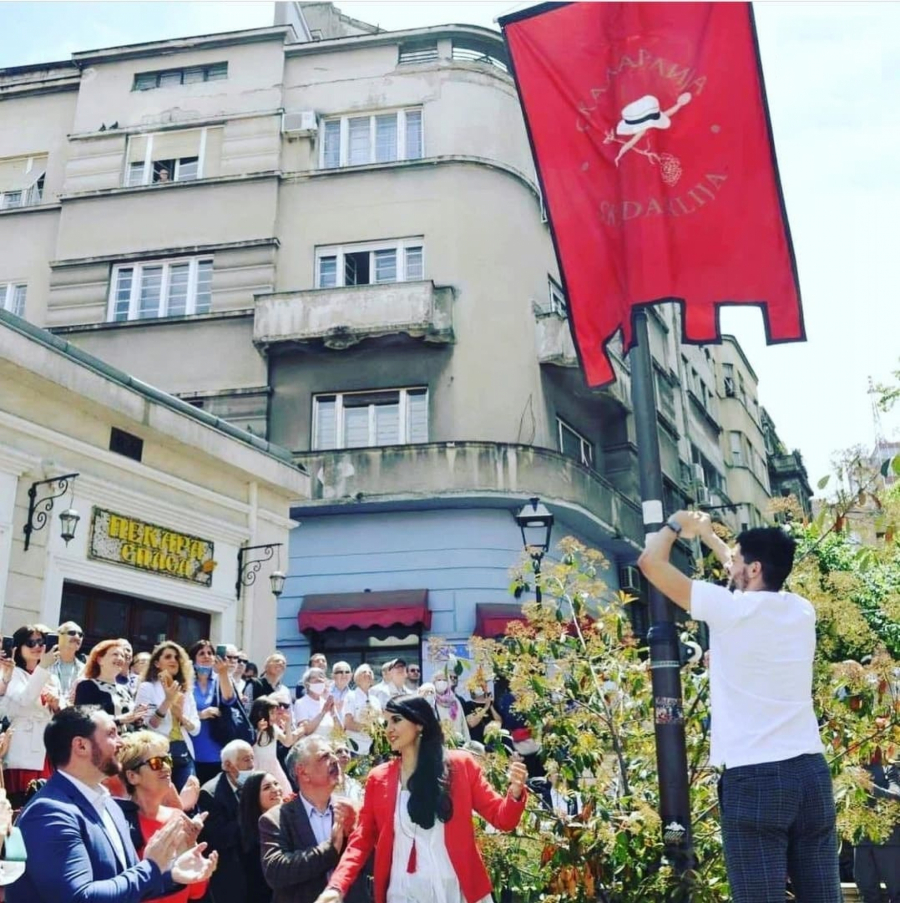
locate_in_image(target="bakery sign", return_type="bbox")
[89,508,216,587]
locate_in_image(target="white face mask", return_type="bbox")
[433,679,449,694]
[234,768,254,787]
[309,681,327,695]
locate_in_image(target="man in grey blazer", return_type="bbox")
[259,736,370,903]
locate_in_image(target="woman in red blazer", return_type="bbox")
[315,694,528,903]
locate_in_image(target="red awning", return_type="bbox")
[474,603,527,638]
[298,590,431,633]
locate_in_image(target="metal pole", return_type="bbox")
[629,307,695,886]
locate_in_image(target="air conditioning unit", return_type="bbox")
[282,110,318,137]
[690,463,705,485]
[618,565,641,593]
[695,485,710,506]
[724,376,736,397]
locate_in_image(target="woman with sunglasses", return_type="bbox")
[136,642,200,792]
[2,625,61,808]
[187,640,238,786]
[116,730,210,903]
[74,639,150,731]
[238,771,284,903]
[249,696,299,796]
[314,694,528,903]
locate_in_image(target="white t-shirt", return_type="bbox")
[292,693,335,738]
[690,580,824,769]
[343,687,382,756]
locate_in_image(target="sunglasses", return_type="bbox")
[276,702,291,710]
[408,668,420,673]
[23,638,46,649]
[135,755,173,772]
[225,655,239,661]
[65,630,84,638]
[237,658,248,664]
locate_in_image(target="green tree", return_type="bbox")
[441,523,899,902]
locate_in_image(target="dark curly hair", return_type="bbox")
[385,694,452,829]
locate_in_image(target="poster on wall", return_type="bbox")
[89,508,216,587]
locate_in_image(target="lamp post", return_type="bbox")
[515,497,554,603]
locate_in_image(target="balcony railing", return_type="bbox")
[292,440,644,546]
[253,280,453,352]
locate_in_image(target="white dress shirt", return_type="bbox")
[58,770,128,868]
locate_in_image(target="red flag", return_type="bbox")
[501,2,804,387]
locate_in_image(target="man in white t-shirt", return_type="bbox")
[638,510,841,903]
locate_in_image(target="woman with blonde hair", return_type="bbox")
[136,642,200,791]
[74,639,149,730]
[116,730,212,903]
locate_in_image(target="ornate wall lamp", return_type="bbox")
[236,543,286,600]
[23,473,80,551]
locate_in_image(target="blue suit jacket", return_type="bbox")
[7,770,169,902]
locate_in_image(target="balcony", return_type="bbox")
[535,310,632,408]
[292,440,644,547]
[253,280,454,352]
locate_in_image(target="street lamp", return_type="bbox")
[515,497,554,603]
[23,473,80,551]
[235,543,286,600]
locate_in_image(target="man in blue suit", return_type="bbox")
[8,705,217,902]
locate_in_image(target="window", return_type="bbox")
[654,369,676,423]
[316,239,424,288]
[320,108,423,169]
[133,62,227,91]
[557,418,594,468]
[398,43,439,65]
[729,431,745,467]
[313,388,428,450]
[108,257,212,322]
[1,283,26,317]
[450,40,508,72]
[722,362,735,397]
[0,155,47,209]
[125,129,218,186]
[548,277,567,315]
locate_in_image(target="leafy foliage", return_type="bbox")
[431,525,900,902]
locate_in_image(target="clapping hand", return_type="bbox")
[200,706,221,721]
[507,760,528,800]
[178,775,201,812]
[171,843,218,885]
[161,673,180,703]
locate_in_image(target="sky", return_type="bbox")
[0,1,897,489]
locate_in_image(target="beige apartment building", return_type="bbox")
[0,2,793,678]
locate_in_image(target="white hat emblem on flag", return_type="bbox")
[617,95,671,136]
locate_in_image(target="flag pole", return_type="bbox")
[629,306,696,889]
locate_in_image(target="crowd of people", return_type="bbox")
[0,516,895,901]
[0,628,529,902]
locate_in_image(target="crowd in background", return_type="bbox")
[0,621,539,902]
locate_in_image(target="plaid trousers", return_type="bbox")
[718,752,842,903]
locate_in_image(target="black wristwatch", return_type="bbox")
[664,517,683,536]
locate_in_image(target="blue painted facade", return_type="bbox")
[276,505,620,689]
